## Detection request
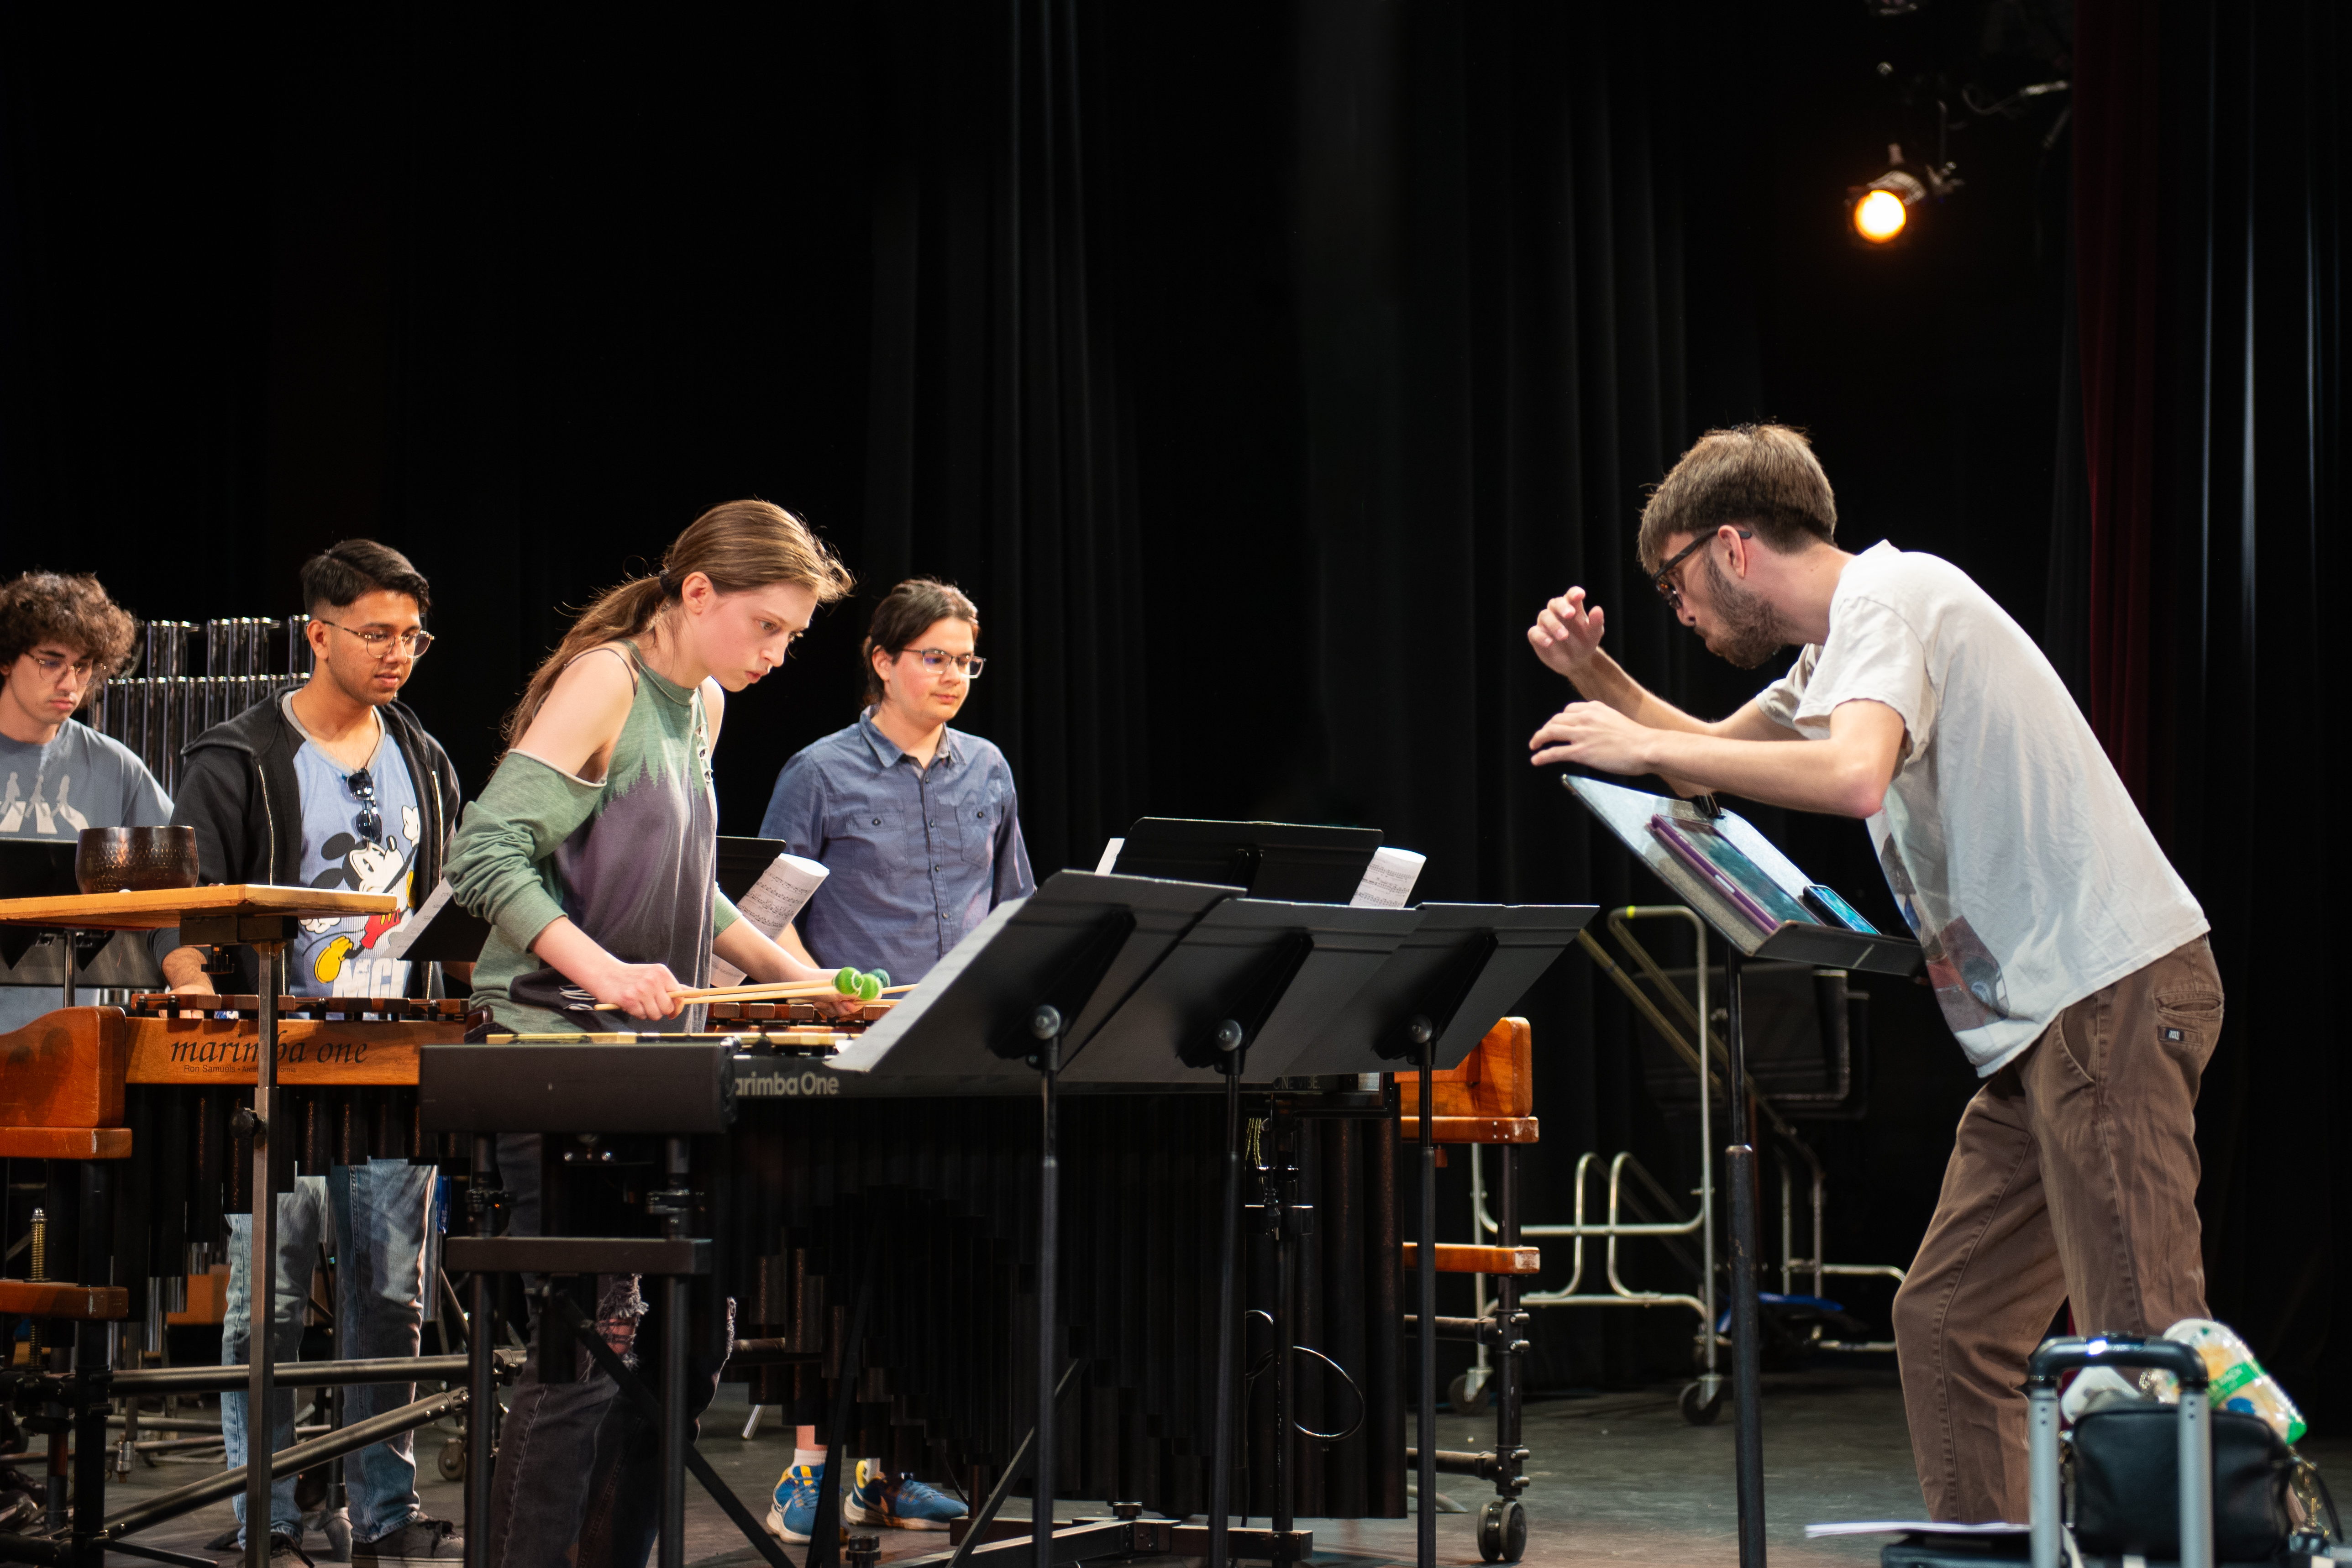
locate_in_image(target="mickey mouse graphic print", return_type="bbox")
[290,725,421,998]
[1755,542,2207,1074]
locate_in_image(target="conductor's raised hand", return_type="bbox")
[592,959,688,1020]
[1529,701,1654,776]
[1528,587,1606,680]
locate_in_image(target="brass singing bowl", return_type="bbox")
[75,826,200,894]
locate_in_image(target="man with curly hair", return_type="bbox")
[0,571,172,1029]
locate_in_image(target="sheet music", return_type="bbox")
[709,853,830,986]
[1093,838,1125,875]
[1349,846,1425,908]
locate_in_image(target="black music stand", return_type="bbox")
[714,835,788,902]
[378,880,489,969]
[1564,775,1920,1568]
[1270,902,1593,1568]
[845,877,1413,1568]
[1108,817,1381,903]
[1056,898,1425,1086]
[0,841,142,1000]
[832,871,1245,1568]
[1051,897,1427,1568]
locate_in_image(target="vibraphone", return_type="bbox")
[2,993,1406,1568]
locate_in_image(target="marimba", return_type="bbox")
[1,988,1407,1568]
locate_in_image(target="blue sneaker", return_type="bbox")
[766,1464,824,1543]
[845,1461,966,1531]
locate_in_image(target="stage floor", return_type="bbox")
[79,1367,2352,1566]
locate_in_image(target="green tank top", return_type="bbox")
[448,641,739,1034]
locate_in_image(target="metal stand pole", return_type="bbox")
[1725,947,1766,1568]
[1207,1024,1247,1568]
[246,945,283,1568]
[1415,1020,1436,1568]
[1270,1123,1294,1540]
[463,1136,497,1568]
[659,1138,689,1568]
[74,1159,114,1567]
[1029,1008,1066,1568]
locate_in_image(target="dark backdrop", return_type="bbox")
[1,2,2336,1411]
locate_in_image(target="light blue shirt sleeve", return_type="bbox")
[993,774,1035,905]
[759,755,828,861]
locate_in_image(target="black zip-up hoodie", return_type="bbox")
[155,683,463,994]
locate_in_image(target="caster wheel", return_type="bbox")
[437,1436,466,1482]
[1679,1380,1723,1426]
[1448,1371,1492,1416]
[1476,1498,1526,1563]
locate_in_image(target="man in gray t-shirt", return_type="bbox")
[0,572,170,1030]
[1526,425,2221,1524]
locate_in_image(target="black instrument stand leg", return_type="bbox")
[73,1159,113,1568]
[247,943,285,1568]
[463,1136,500,1568]
[1725,947,1766,1568]
[1415,1020,1437,1568]
[1207,1025,1247,1568]
[659,1138,691,1568]
[1270,1119,1295,1541]
[1027,1007,1069,1568]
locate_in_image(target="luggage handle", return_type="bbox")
[2025,1336,2213,1568]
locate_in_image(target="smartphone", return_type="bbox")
[1800,883,1879,934]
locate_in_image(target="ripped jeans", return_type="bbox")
[482,1272,734,1568]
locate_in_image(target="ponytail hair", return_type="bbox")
[505,499,853,747]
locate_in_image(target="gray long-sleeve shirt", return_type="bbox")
[758,711,1034,984]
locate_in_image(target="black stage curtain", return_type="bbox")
[16,0,2335,1408]
[2057,0,2348,1414]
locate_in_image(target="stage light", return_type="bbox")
[1853,188,1910,242]
[1846,143,1953,247]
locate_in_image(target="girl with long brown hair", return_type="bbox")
[444,499,856,1568]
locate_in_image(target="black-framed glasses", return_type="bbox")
[1650,528,1753,613]
[347,768,383,843]
[319,619,435,659]
[903,648,985,678]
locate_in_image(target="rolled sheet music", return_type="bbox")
[1349,846,1425,908]
[710,852,831,987]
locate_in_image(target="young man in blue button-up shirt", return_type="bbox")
[755,578,1034,1537]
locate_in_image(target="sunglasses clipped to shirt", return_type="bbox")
[347,767,383,844]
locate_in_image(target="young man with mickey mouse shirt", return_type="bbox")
[158,540,466,1565]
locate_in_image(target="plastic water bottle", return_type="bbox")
[2162,1317,2308,1443]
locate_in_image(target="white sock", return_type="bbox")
[793,1447,826,1470]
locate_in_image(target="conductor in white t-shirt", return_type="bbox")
[1526,424,2220,1525]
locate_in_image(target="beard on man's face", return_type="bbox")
[1698,552,1790,670]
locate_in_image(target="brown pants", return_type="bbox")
[1891,935,2223,1523]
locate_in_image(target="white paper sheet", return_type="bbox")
[1093,838,1125,875]
[709,853,831,986]
[1803,1521,2028,1539]
[1349,846,1425,909]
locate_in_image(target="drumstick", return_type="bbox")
[590,985,910,1012]
[676,981,915,1002]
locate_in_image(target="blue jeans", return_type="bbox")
[222,1160,436,1546]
